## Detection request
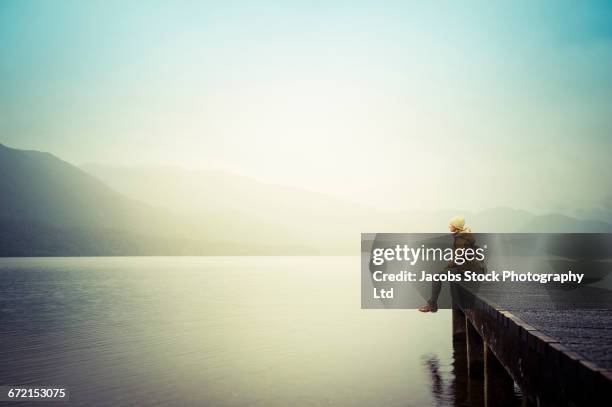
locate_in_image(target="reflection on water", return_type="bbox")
[423,355,452,406]
[1,257,523,406]
[422,339,524,407]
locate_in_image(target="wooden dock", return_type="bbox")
[451,281,612,406]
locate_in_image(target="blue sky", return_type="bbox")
[1,1,611,215]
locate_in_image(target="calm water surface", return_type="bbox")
[0,257,520,406]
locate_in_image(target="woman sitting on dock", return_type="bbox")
[418,216,476,313]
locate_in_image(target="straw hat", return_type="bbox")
[449,216,467,231]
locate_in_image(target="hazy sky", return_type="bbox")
[1,1,611,214]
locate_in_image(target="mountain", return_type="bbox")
[2,143,610,256]
[520,214,612,232]
[0,143,178,233]
[80,164,392,247]
[0,143,315,255]
[0,143,191,255]
[80,164,612,236]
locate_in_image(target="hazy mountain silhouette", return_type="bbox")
[520,214,612,232]
[0,143,315,255]
[2,143,610,256]
[0,144,178,233]
[80,163,391,249]
[82,164,612,235]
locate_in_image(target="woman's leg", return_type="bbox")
[430,280,442,304]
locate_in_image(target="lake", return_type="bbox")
[0,257,522,406]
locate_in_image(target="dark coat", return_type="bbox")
[449,231,485,273]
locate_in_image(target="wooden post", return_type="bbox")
[484,344,517,407]
[450,310,473,406]
[466,318,484,379]
[453,308,466,341]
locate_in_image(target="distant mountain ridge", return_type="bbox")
[0,143,174,233]
[520,213,612,233]
[1,143,610,256]
[0,143,196,255]
[81,164,612,234]
[0,143,316,255]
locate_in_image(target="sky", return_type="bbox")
[1,0,612,216]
